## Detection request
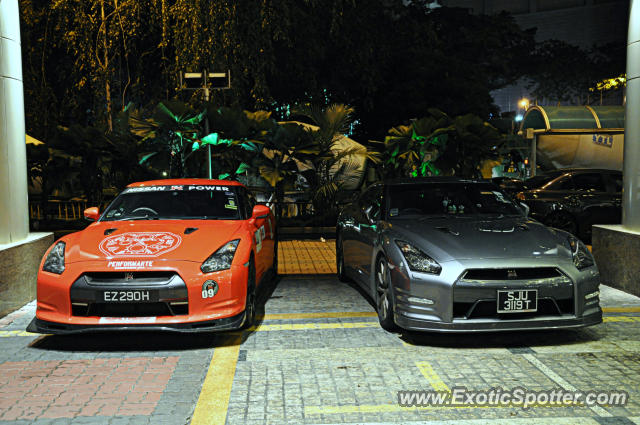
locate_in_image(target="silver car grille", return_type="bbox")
[453,267,574,319]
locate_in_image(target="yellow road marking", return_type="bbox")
[604,316,640,322]
[190,333,242,425]
[416,361,450,392]
[0,330,39,337]
[248,321,378,332]
[603,307,640,313]
[258,312,377,320]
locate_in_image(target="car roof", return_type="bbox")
[539,168,621,175]
[385,177,487,185]
[127,179,245,188]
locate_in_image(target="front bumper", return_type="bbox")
[394,309,602,332]
[27,310,247,334]
[34,260,249,330]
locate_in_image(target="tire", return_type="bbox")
[242,257,256,330]
[545,212,578,236]
[336,235,349,282]
[375,256,397,331]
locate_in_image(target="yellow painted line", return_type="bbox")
[604,316,640,323]
[247,321,378,332]
[603,307,640,313]
[0,330,40,337]
[258,312,377,320]
[190,333,242,425]
[416,361,450,392]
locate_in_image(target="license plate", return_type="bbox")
[102,290,155,303]
[497,289,537,313]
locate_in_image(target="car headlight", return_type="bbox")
[568,236,594,270]
[201,240,240,273]
[395,240,441,274]
[43,241,66,274]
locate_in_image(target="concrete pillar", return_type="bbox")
[623,0,640,230]
[0,0,28,244]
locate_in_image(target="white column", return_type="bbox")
[0,0,29,243]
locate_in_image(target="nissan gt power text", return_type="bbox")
[28,179,276,334]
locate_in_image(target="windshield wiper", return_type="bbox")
[114,215,160,221]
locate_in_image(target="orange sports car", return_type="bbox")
[27,179,276,334]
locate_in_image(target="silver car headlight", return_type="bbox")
[568,236,594,270]
[43,241,66,274]
[201,240,240,273]
[395,240,441,275]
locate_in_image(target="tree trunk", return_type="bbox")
[101,0,113,132]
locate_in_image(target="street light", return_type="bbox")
[519,98,530,111]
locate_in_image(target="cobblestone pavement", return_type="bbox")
[3,257,640,423]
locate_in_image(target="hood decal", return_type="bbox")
[99,232,182,258]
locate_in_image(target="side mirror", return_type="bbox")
[252,204,270,220]
[519,202,530,217]
[84,207,100,222]
[363,206,377,225]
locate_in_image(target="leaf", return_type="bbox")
[192,141,200,151]
[139,152,158,165]
[201,133,219,146]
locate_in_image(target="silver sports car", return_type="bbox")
[336,178,602,332]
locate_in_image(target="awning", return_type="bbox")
[520,105,624,133]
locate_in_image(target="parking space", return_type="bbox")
[1,242,640,424]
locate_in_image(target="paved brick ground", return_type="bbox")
[277,240,335,275]
[2,242,640,424]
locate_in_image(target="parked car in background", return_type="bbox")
[336,177,601,333]
[28,179,276,334]
[515,169,622,243]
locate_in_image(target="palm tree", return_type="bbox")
[292,103,380,207]
[128,101,205,178]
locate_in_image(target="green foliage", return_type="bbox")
[380,109,503,179]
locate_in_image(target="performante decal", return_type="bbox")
[107,260,154,269]
[99,232,182,257]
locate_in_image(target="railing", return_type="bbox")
[29,200,111,223]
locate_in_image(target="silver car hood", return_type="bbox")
[387,216,572,262]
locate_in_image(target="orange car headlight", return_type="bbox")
[201,240,240,273]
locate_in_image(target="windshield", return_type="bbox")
[101,185,241,221]
[388,182,522,218]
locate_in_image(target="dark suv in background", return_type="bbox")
[515,168,622,243]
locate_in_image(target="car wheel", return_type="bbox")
[336,235,349,282]
[242,257,257,329]
[375,257,397,331]
[545,212,578,236]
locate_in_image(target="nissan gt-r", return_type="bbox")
[28,179,276,334]
[336,177,602,332]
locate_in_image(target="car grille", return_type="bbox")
[453,298,574,319]
[453,267,574,319]
[70,272,189,317]
[84,272,177,286]
[72,302,188,317]
[461,267,561,281]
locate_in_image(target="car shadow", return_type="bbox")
[399,327,602,350]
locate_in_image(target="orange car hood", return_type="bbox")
[64,220,245,264]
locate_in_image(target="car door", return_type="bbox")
[571,172,612,226]
[353,184,383,280]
